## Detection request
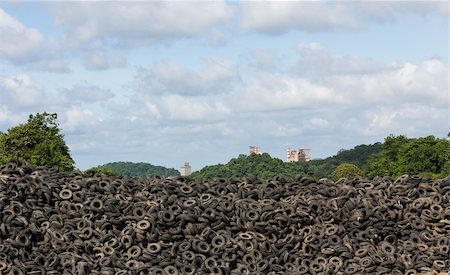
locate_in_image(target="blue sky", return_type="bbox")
[0,1,448,171]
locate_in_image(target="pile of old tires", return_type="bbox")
[0,161,449,274]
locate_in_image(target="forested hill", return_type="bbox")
[96,162,180,177]
[190,153,298,181]
[320,143,382,167]
[191,142,382,181]
[191,134,449,181]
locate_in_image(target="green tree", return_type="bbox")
[0,112,74,171]
[191,142,382,181]
[364,134,449,179]
[364,135,409,178]
[383,135,409,162]
[190,153,301,181]
[0,132,7,163]
[331,143,382,167]
[95,161,180,177]
[331,163,363,180]
[86,167,119,177]
[396,136,449,177]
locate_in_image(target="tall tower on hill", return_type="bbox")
[180,162,192,176]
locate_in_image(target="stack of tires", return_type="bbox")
[0,161,448,274]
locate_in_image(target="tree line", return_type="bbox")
[364,134,449,179]
[0,113,179,177]
[0,113,75,171]
[191,134,449,181]
[1,112,448,179]
[91,162,180,177]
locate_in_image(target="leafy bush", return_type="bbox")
[364,134,449,178]
[191,143,381,181]
[0,113,74,171]
[331,163,363,180]
[85,167,119,177]
[190,153,306,181]
[95,161,180,177]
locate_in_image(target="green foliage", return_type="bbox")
[310,143,382,178]
[0,113,74,171]
[331,163,363,180]
[191,143,380,181]
[302,160,337,179]
[326,143,382,167]
[95,161,180,177]
[192,135,449,181]
[191,153,305,181]
[364,134,450,179]
[364,135,409,178]
[384,135,409,162]
[86,167,119,177]
[397,136,449,175]
[0,132,7,164]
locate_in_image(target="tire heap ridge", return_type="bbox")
[0,161,449,274]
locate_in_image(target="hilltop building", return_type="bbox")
[249,146,262,155]
[180,162,192,176]
[287,148,311,162]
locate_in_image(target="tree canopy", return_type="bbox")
[191,135,448,181]
[324,143,382,167]
[191,153,306,181]
[331,163,363,181]
[85,166,119,177]
[94,161,181,177]
[365,135,450,179]
[306,142,382,179]
[0,112,74,171]
[191,142,380,181]
[1,113,446,180]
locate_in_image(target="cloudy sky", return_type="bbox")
[0,2,448,171]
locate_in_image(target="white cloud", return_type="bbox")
[129,94,232,123]
[0,8,68,72]
[135,59,240,96]
[121,58,240,124]
[240,2,357,34]
[207,28,228,47]
[254,43,450,110]
[0,8,44,61]
[128,44,448,132]
[354,2,449,22]
[0,18,445,171]
[0,106,10,123]
[51,2,234,47]
[309,118,329,128]
[239,72,343,112]
[322,59,449,108]
[0,74,44,107]
[60,83,114,103]
[0,105,22,128]
[60,106,101,133]
[0,74,112,143]
[226,45,448,152]
[27,58,69,73]
[249,48,278,70]
[161,95,231,122]
[269,123,303,138]
[145,102,161,119]
[83,49,127,70]
[354,105,448,138]
[293,43,384,78]
[159,122,234,138]
[239,2,449,34]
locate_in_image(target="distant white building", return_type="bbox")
[249,146,262,155]
[180,162,192,176]
[287,148,311,162]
